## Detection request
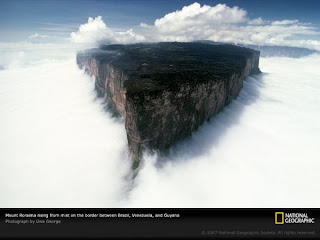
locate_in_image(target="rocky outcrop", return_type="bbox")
[77,42,260,163]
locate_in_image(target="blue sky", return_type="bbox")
[1,0,320,39]
[1,0,320,49]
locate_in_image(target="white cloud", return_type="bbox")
[28,33,51,39]
[70,16,145,46]
[272,19,299,25]
[153,3,247,31]
[141,2,320,50]
[70,2,320,51]
[140,2,248,42]
[0,57,131,207]
[27,33,68,44]
[248,17,265,25]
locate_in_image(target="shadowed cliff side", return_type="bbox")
[77,42,261,165]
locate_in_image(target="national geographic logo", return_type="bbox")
[275,212,284,224]
[275,212,315,224]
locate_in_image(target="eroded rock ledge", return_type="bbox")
[77,42,261,163]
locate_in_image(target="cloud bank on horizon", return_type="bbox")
[70,2,320,50]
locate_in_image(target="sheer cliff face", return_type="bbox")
[76,55,127,117]
[77,43,260,162]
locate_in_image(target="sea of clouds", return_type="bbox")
[0,2,319,208]
[0,53,132,207]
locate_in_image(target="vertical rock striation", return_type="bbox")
[77,42,260,162]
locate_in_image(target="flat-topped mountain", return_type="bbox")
[77,42,261,164]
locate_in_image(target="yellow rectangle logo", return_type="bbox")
[275,212,284,224]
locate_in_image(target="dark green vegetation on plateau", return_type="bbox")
[88,42,259,95]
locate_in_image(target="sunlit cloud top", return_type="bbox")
[69,2,320,51]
